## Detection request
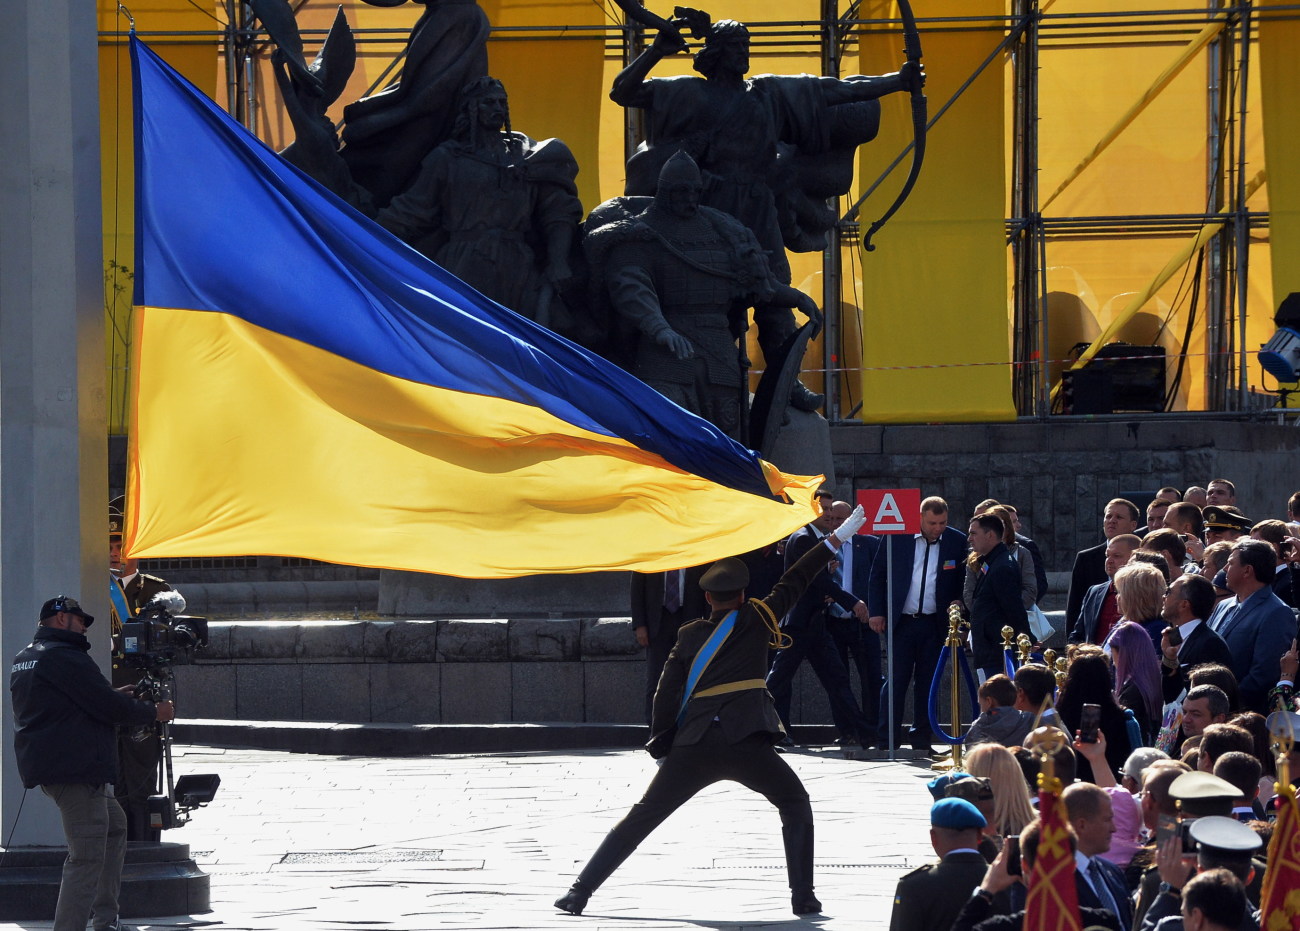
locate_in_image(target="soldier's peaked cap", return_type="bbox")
[1169,771,1240,816]
[1187,816,1262,856]
[699,558,749,592]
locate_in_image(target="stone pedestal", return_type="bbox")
[765,406,836,486]
[0,841,209,920]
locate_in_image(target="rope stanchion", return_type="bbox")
[1001,625,1018,679]
[927,606,980,771]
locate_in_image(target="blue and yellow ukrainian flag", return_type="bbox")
[126,38,819,578]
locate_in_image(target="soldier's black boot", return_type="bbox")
[783,821,822,915]
[554,834,639,915]
[554,881,592,915]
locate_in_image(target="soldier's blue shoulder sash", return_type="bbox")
[676,609,739,726]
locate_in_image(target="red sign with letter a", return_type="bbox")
[856,489,921,535]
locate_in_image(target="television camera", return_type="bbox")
[116,590,220,833]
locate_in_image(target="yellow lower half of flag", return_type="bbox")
[126,307,819,577]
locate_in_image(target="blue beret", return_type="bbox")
[931,797,986,831]
[926,772,971,801]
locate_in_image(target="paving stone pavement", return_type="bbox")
[3,744,945,931]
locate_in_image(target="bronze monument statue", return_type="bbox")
[609,13,924,411]
[254,0,583,327]
[584,152,820,440]
[375,77,582,325]
[340,0,490,207]
[253,0,490,209]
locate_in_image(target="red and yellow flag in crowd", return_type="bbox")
[1025,774,1082,931]
[1261,782,1300,931]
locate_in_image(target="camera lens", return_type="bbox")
[172,623,199,650]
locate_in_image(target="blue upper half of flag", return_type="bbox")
[130,37,775,499]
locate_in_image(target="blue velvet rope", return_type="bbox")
[927,643,981,745]
[1003,648,1017,679]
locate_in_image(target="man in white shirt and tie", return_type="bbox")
[866,496,967,752]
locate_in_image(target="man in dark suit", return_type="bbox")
[1159,574,1234,702]
[1064,783,1133,931]
[631,567,707,722]
[766,494,876,747]
[554,505,868,918]
[967,512,1029,682]
[1066,498,1141,633]
[1206,539,1297,712]
[868,495,967,751]
[824,503,882,741]
[1070,533,1140,645]
[888,798,991,931]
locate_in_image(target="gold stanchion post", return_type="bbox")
[936,605,970,773]
[1016,633,1032,667]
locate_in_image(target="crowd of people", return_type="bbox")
[890,656,1300,931]
[605,478,1300,923]
[883,479,1300,931]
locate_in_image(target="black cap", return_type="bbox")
[1204,506,1252,532]
[39,596,94,628]
[699,558,749,592]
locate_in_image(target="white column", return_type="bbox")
[0,0,107,846]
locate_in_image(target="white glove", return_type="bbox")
[833,504,866,543]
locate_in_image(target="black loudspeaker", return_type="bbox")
[1062,343,1165,414]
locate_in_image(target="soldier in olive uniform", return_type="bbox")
[889,798,993,931]
[109,500,176,841]
[555,505,867,918]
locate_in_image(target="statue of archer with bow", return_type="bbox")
[607,3,924,419]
